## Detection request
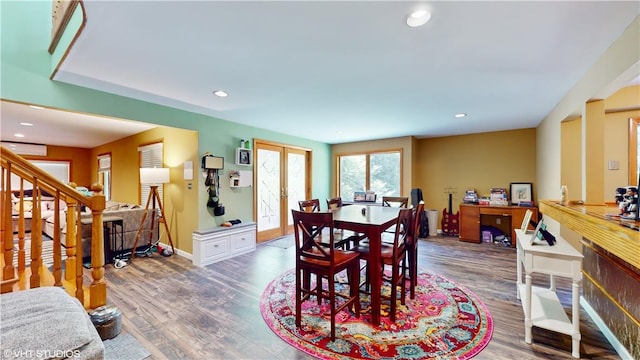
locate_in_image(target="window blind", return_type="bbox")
[138,143,163,206]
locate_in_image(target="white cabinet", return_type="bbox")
[515,229,583,358]
[192,222,256,266]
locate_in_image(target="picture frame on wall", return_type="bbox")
[235,148,253,166]
[510,182,533,205]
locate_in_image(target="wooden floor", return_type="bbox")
[104,235,622,360]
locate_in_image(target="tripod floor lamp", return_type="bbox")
[132,167,175,258]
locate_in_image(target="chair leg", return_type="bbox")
[329,273,336,341]
[296,268,302,328]
[351,262,361,317]
[390,265,397,322]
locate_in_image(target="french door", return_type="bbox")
[255,140,311,242]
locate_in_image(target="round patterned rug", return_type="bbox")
[260,268,493,359]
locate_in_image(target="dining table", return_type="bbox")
[331,204,401,326]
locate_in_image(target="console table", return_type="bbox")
[515,229,583,358]
[460,204,538,247]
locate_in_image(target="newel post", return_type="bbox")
[89,184,106,309]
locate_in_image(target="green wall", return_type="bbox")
[1,1,331,234]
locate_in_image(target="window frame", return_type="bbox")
[336,148,403,202]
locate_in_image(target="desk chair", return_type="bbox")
[291,210,361,340]
[350,208,412,322]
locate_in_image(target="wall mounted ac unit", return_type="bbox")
[1,142,47,156]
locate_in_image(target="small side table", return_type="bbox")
[81,216,124,264]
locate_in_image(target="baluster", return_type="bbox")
[1,165,16,293]
[29,181,42,288]
[65,198,77,282]
[52,189,62,286]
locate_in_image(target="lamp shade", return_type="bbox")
[140,167,170,184]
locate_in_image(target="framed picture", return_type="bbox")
[520,209,533,232]
[510,182,533,205]
[235,148,252,166]
[530,218,545,245]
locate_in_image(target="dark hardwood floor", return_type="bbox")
[103,235,621,360]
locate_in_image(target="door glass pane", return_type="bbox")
[257,148,281,232]
[287,152,306,225]
[370,152,401,197]
[339,155,366,200]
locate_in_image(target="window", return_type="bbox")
[138,143,163,206]
[10,160,70,191]
[338,150,402,201]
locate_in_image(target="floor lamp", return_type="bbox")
[131,167,175,258]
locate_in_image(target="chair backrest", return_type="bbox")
[326,197,343,210]
[390,208,413,257]
[298,199,321,212]
[291,209,335,262]
[409,202,425,245]
[382,196,409,208]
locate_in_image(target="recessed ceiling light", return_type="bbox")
[14,133,25,138]
[213,90,228,97]
[28,105,45,110]
[406,9,431,27]
[454,113,467,118]
[20,122,34,126]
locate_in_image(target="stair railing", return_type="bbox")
[0,146,106,309]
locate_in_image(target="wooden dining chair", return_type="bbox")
[326,197,343,210]
[326,197,366,248]
[404,202,424,299]
[350,208,412,322]
[382,196,409,208]
[298,199,321,213]
[381,196,409,235]
[291,210,361,341]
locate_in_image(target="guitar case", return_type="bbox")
[411,188,429,238]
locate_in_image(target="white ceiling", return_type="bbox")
[2,1,639,148]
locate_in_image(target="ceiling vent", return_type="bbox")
[1,142,47,156]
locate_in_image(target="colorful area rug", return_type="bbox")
[260,268,493,359]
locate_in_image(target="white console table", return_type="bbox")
[192,222,256,267]
[515,229,583,358]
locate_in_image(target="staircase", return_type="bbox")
[1,146,107,309]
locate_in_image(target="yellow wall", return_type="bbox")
[23,145,92,187]
[414,128,537,221]
[560,85,639,204]
[90,126,199,254]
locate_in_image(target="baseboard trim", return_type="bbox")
[158,242,192,260]
[580,296,633,360]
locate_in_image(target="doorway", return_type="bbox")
[255,140,311,242]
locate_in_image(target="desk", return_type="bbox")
[460,204,538,247]
[515,229,583,358]
[332,205,400,326]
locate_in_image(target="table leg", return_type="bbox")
[524,273,532,344]
[516,247,522,300]
[571,280,581,358]
[368,228,382,326]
